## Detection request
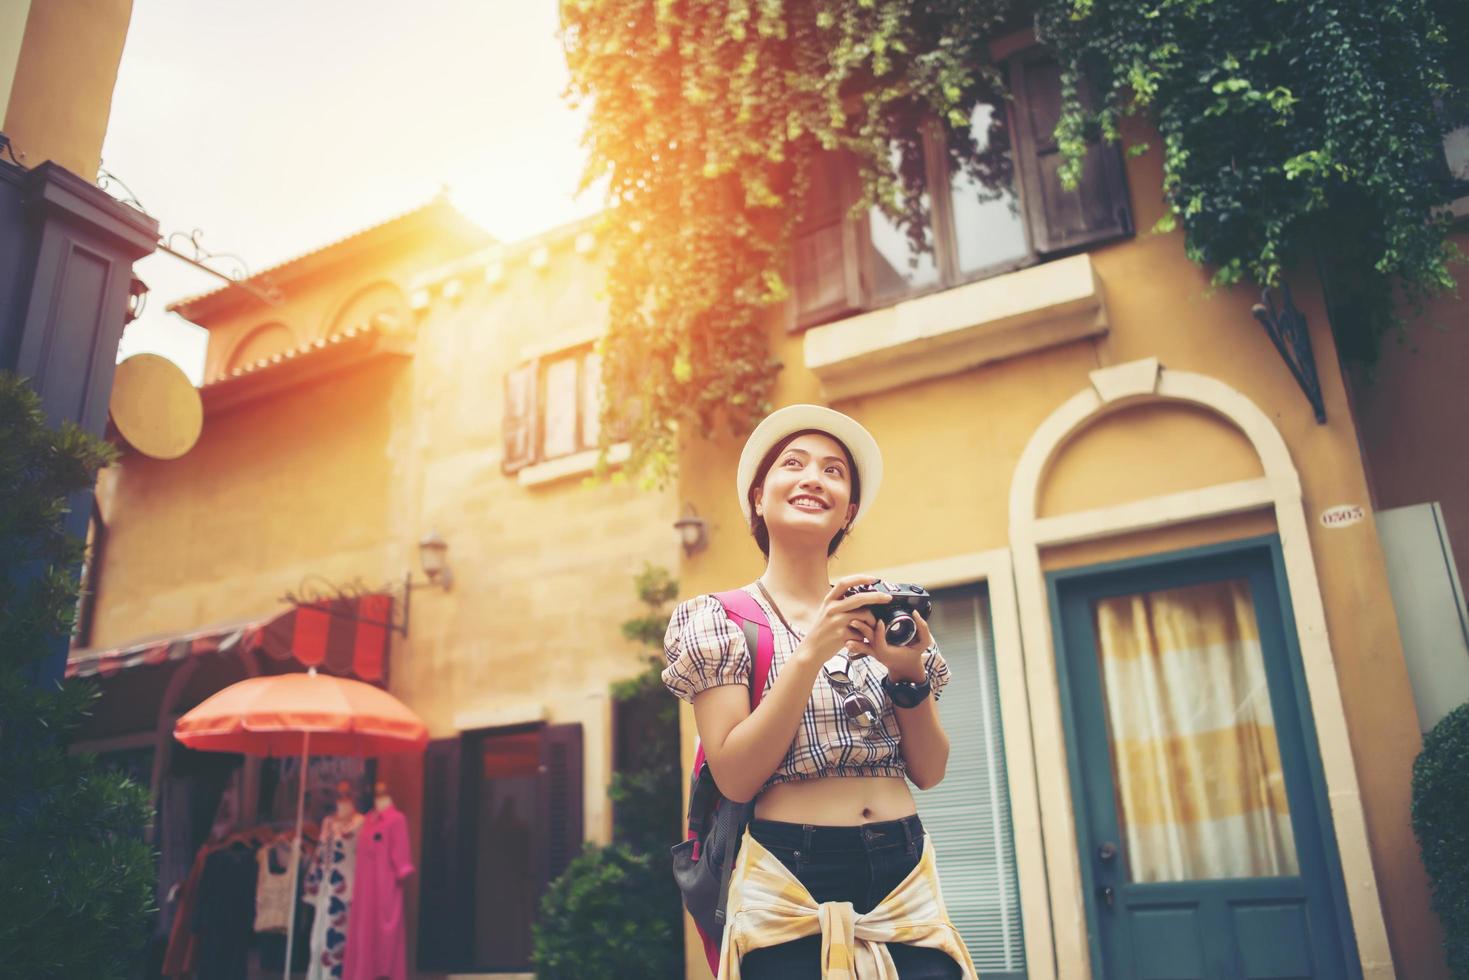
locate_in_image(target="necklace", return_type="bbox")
[754,580,808,640]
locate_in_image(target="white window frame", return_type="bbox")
[865,548,1056,980]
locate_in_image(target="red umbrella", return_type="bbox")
[175,668,428,978]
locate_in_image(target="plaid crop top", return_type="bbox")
[661,584,950,787]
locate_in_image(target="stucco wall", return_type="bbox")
[86,220,680,975]
[673,119,1442,978]
[1349,224,1469,590]
[3,0,133,176]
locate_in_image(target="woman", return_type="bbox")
[663,404,975,979]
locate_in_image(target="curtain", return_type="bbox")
[1093,579,1298,883]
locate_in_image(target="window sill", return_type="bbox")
[802,253,1108,402]
[516,442,631,487]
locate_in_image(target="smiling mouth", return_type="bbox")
[788,496,829,512]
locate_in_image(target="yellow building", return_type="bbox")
[71,198,681,975]
[2,0,134,178]
[68,31,1469,980]
[667,42,1468,980]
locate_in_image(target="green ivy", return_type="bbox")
[609,563,681,855]
[561,0,1464,483]
[1039,0,1465,364]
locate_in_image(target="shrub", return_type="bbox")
[532,844,684,980]
[0,372,155,978]
[532,565,685,977]
[1413,702,1469,977]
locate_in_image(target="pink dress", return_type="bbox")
[342,805,414,980]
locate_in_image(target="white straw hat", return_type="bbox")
[736,404,883,528]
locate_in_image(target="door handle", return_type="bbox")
[1097,840,1118,862]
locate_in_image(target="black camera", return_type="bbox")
[843,581,933,647]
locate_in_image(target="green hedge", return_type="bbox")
[532,844,684,980]
[1413,702,1469,977]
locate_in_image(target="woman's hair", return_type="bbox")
[746,428,861,558]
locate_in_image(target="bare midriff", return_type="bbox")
[753,774,917,826]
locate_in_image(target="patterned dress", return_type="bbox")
[302,813,363,980]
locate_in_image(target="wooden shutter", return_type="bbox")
[501,361,538,474]
[1010,50,1132,255]
[417,737,472,972]
[535,723,584,897]
[911,587,1026,979]
[792,151,864,329]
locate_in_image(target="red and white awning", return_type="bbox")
[66,595,393,681]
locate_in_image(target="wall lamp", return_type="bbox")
[415,530,454,591]
[392,530,455,636]
[674,505,709,557]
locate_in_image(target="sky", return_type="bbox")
[104,0,598,384]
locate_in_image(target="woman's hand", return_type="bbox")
[846,608,932,683]
[793,575,892,665]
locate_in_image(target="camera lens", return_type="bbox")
[886,614,917,647]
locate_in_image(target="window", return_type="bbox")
[501,347,607,474]
[417,724,584,974]
[1446,119,1469,212]
[1443,54,1469,212]
[912,585,1026,979]
[792,50,1131,330]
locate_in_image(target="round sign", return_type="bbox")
[109,353,203,459]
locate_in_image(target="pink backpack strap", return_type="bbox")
[712,588,775,705]
[689,589,775,779]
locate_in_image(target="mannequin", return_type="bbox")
[343,779,415,980]
[303,780,365,980]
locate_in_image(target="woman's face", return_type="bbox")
[754,432,858,550]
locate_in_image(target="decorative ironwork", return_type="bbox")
[0,133,24,168]
[281,575,385,607]
[158,228,285,307]
[281,568,449,638]
[1251,282,1327,424]
[96,164,147,213]
[90,158,285,309]
[281,573,405,634]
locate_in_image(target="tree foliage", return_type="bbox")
[561,0,1465,482]
[1413,702,1469,977]
[0,372,155,978]
[1040,0,1465,363]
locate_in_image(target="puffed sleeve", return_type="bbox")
[920,642,952,700]
[661,594,751,703]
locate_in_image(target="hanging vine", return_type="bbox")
[561,0,1465,484]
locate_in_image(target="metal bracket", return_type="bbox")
[158,228,284,307]
[1251,282,1327,424]
[281,570,446,638]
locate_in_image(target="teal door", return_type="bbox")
[1050,539,1358,979]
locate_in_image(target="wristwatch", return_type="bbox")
[882,674,932,709]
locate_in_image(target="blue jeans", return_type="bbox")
[738,816,964,979]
